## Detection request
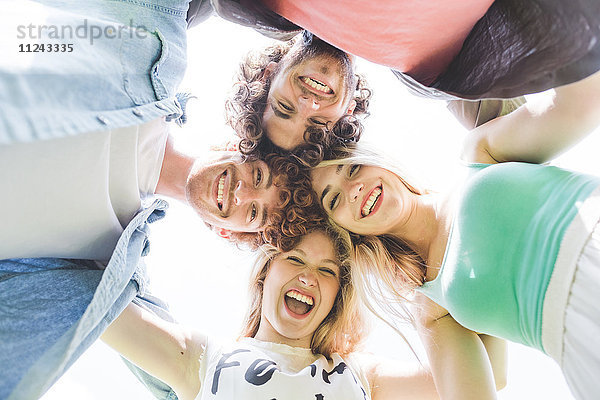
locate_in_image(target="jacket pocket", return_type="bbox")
[121,26,168,105]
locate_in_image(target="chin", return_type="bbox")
[279,325,313,343]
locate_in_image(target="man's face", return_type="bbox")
[262,35,357,150]
[185,153,280,233]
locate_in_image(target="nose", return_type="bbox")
[347,181,364,203]
[298,270,317,287]
[298,95,320,114]
[233,180,258,205]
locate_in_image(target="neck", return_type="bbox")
[155,136,194,203]
[389,194,445,262]
[254,317,313,349]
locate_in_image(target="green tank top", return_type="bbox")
[419,162,600,352]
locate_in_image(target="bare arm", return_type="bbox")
[479,334,508,391]
[101,303,205,400]
[413,293,500,400]
[462,70,600,164]
[360,354,438,400]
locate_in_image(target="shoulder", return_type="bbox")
[411,290,452,329]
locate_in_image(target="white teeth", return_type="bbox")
[217,174,225,207]
[302,77,332,94]
[362,187,382,216]
[302,294,313,305]
[286,290,314,306]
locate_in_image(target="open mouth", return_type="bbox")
[361,186,382,217]
[300,76,334,95]
[216,171,227,210]
[285,289,314,316]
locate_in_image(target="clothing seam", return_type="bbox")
[541,185,600,363]
[108,0,187,16]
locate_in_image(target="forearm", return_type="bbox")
[462,70,600,165]
[489,93,600,164]
[419,316,498,400]
[101,303,204,399]
[371,365,439,400]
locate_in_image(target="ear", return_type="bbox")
[262,61,278,82]
[214,227,232,240]
[346,99,357,115]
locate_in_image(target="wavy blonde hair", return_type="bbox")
[239,223,366,358]
[314,144,431,332]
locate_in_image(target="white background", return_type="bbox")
[41,16,600,400]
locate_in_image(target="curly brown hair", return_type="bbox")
[224,35,372,167]
[221,152,327,252]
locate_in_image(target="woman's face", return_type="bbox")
[311,164,412,235]
[257,231,341,348]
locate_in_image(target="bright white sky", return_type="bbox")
[42,16,600,400]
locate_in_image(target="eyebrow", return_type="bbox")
[322,259,341,272]
[258,164,275,229]
[319,165,343,206]
[291,249,340,270]
[270,102,291,120]
[321,258,340,267]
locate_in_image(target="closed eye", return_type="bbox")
[279,102,293,112]
[319,267,337,277]
[329,193,340,211]
[349,164,361,177]
[287,256,305,265]
[309,118,328,127]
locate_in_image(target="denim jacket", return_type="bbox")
[1,0,190,144]
[0,199,172,400]
[1,1,191,398]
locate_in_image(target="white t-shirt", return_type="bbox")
[196,337,371,400]
[0,118,168,261]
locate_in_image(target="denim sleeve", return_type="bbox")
[121,293,180,400]
[0,258,138,400]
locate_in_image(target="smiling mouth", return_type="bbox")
[285,289,314,316]
[216,171,226,210]
[361,186,382,217]
[300,76,333,95]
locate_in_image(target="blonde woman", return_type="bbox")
[102,224,439,399]
[310,71,600,399]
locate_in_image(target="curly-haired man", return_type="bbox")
[225,32,372,166]
[192,0,600,157]
[1,123,322,397]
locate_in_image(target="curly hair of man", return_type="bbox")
[224,153,327,251]
[224,38,372,165]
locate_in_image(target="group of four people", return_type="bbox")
[3,0,600,399]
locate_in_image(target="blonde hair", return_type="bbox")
[315,145,430,334]
[239,223,366,358]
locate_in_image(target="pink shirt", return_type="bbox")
[260,0,494,84]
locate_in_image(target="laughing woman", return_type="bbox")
[310,71,600,400]
[101,224,439,400]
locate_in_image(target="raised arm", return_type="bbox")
[357,354,439,400]
[101,302,206,400]
[412,292,503,400]
[462,70,600,164]
[479,334,507,390]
